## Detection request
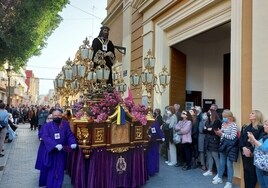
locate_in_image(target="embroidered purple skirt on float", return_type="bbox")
[66,146,148,188]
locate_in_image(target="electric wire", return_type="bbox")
[68,3,103,21]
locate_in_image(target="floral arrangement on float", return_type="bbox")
[72,91,147,125]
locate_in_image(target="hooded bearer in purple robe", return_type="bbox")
[146,109,165,176]
[35,109,77,188]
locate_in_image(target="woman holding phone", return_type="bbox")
[248,119,268,188]
[239,110,264,188]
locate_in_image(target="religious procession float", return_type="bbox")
[66,92,152,188]
[53,32,170,187]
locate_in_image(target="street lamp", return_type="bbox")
[130,49,170,119]
[112,67,127,94]
[6,63,13,105]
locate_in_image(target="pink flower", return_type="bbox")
[75,110,84,119]
[72,90,147,125]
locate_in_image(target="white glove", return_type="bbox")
[70,144,77,149]
[162,138,165,142]
[55,144,63,151]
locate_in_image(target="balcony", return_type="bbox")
[8,87,22,96]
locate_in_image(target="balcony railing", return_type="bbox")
[8,87,23,96]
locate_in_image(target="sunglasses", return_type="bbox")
[182,112,187,115]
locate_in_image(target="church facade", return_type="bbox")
[103,0,268,186]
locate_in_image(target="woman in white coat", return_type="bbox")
[165,106,178,166]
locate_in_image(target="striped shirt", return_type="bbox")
[221,122,237,140]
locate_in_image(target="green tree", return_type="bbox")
[0,0,69,71]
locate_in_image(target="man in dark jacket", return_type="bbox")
[12,106,20,125]
[38,106,49,131]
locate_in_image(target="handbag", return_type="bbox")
[173,132,181,144]
[254,148,268,171]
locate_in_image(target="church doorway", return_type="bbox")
[169,22,231,111]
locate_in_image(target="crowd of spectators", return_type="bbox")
[0,101,64,157]
[154,103,268,188]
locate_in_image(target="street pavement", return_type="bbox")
[0,123,240,188]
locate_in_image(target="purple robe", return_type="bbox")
[146,121,164,176]
[35,123,49,187]
[35,141,49,186]
[35,120,77,188]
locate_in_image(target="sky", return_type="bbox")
[26,0,107,95]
